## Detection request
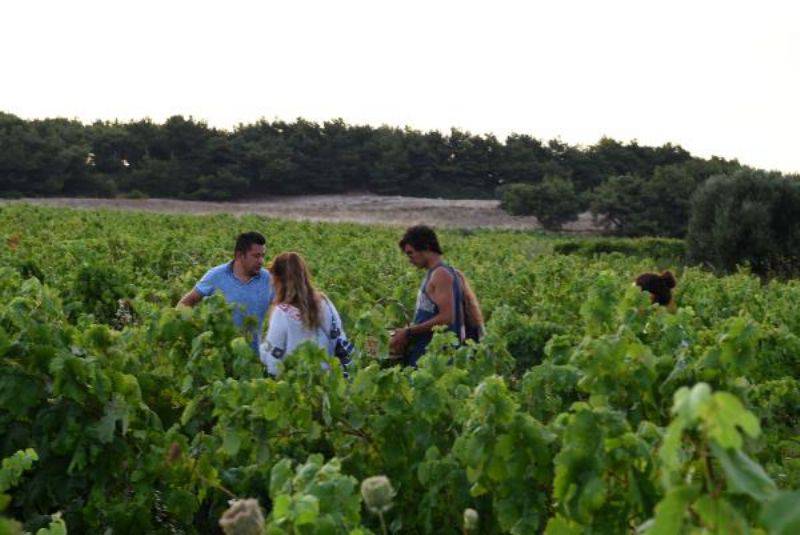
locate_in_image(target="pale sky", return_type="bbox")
[2,0,799,174]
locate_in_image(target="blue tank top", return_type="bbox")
[404,263,465,366]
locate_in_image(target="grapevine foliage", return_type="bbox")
[0,204,798,533]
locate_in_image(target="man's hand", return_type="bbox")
[389,328,409,356]
[177,288,203,308]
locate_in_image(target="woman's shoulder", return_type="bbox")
[274,303,302,322]
[318,293,341,314]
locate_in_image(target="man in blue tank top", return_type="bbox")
[390,225,465,366]
[178,232,274,352]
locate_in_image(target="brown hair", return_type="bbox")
[268,252,322,329]
[234,231,266,256]
[398,225,443,254]
[635,271,676,306]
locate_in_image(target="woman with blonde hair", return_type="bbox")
[259,252,351,376]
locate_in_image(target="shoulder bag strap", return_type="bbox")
[319,296,338,339]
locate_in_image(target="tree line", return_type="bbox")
[4,110,798,244]
[0,110,722,201]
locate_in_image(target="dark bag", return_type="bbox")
[453,269,485,343]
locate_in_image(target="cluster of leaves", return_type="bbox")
[1,449,67,534]
[266,454,363,533]
[0,205,798,533]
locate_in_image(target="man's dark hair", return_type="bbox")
[399,225,443,254]
[234,231,266,256]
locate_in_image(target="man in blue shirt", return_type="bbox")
[178,232,274,351]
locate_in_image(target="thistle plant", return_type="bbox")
[463,508,479,533]
[361,475,395,535]
[218,499,264,535]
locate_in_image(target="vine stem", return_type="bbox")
[697,439,720,498]
[334,414,374,444]
[378,511,388,535]
[201,474,237,500]
[191,461,237,500]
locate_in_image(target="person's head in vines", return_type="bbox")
[268,252,323,329]
[398,225,443,269]
[234,231,267,277]
[635,271,676,306]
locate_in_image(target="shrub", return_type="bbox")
[553,237,686,263]
[687,170,800,277]
[499,176,582,230]
[589,162,735,238]
[498,183,535,214]
[589,174,650,235]
[487,305,566,374]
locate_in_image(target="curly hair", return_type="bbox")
[398,225,443,255]
[635,271,676,306]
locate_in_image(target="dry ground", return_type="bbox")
[5,195,601,232]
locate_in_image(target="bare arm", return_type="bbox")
[407,268,455,336]
[390,268,454,353]
[177,288,203,308]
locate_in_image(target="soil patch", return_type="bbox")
[5,195,602,232]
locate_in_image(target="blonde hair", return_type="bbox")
[269,252,323,329]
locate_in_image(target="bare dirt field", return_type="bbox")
[6,195,601,232]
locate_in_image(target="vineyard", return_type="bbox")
[1,204,799,534]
